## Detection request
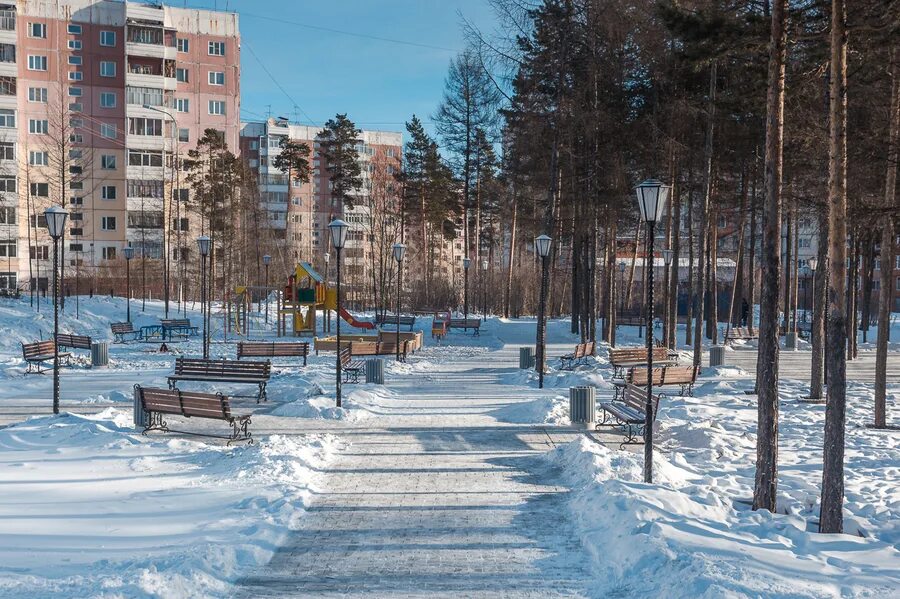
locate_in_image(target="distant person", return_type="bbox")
[741,298,750,327]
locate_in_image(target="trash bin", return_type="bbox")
[133,387,147,430]
[519,347,535,369]
[365,358,384,385]
[91,341,109,368]
[709,345,726,367]
[569,386,596,428]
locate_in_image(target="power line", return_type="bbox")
[242,40,317,127]
[238,10,458,53]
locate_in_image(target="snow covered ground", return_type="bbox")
[0,295,897,597]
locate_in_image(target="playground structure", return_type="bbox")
[277,262,376,337]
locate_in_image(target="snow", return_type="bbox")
[0,295,897,597]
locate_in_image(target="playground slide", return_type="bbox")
[339,307,376,330]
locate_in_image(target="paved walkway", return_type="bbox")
[236,343,596,598]
[725,347,900,383]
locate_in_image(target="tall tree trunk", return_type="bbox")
[846,229,860,359]
[860,233,875,344]
[729,167,748,329]
[693,62,716,366]
[875,50,899,429]
[668,179,681,349]
[753,0,787,514]
[748,154,759,330]
[504,190,518,319]
[810,205,829,399]
[685,178,695,346]
[625,222,641,309]
[708,210,719,343]
[820,0,848,535]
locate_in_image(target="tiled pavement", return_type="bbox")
[236,344,597,598]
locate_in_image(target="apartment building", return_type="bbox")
[240,118,402,296]
[0,0,239,293]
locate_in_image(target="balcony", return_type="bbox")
[125,24,176,60]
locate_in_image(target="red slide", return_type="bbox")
[339,307,375,330]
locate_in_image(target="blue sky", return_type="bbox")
[167,0,499,137]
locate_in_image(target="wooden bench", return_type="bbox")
[375,314,416,331]
[349,340,410,361]
[142,318,199,340]
[111,322,142,343]
[135,385,252,445]
[612,365,701,398]
[597,383,664,448]
[167,357,271,403]
[725,326,757,343]
[432,319,448,340]
[339,347,365,384]
[237,341,310,366]
[609,346,675,378]
[55,333,92,351]
[448,318,481,335]
[560,341,595,370]
[21,340,71,374]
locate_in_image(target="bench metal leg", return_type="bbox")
[257,383,268,404]
[142,411,169,435]
[228,418,253,445]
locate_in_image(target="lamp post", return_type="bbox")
[144,104,178,319]
[123,245,135,323]
[197,235,210,359]
[662,248,674,345]
[45,206,68,415]
[263,254,271,325]
[619,261,626,315]
[634,179,671,484]
[481,259,488,315]
[463,257,471,318]
[808,257,817,322]
[392,242,406,362]
[535,234,552,389]
[324,252,331,332]
[329,219,349,407]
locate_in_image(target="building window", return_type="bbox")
[70,134,84,144]
[178,128,189,143]
[29,119,48,134]
[128,117,162,136]
[69,181,83,191]
[69,212,83,221]
[127,179,164,198]
[208,41,225,56]
[0,242,16,258]
[176,68,188,82]
[0,176,15,192]
[126,86,163,106]
[177,38,189,52]
[0,77,14,96]
[208,71,224,86]
[30,246,49,260]
[29,151,48,166]
[171,217,189,232]
[0,206,15,224]
[68,24,82,35]
[174,98,189,113]
[30,182,48,197]
[70,118,83,128]
[28,23,46,38]
[27,55,47,71]
[69,243,83,251]
[70,196,83,206]
[0,109,13,128]
[101,155,116,169]
[128,150,163,167]
[101,216,116,231]
[100,92,117,108]
[70,149,83,159]
[68,71,83,81]
[100,61,116,77]
[69,102,83,112]
[101,185,116,200]
[208,100,225,115]
[102,247,116,261]
[100,123,117,139]
[67,40,82,50]
[28,87,47,103]
[0,142,13,160]
[100,30,116,47]
[69,86,82,97]
[68,56,82,66]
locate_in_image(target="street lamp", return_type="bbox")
[197,235,210,359]
[392,242,406,362]
[634,178,670,484]
[329,219,350,407]
[463,257,471,319]
[324,252,331,332]
[619,261,626,314]
[45,206,68,415]
[123,245,135,323]
[144,104,177,318]
[481,259,489,316]
[534,234,552,389]
[808,257,818,323]
[662,248,674,346]
[263,254,271,325]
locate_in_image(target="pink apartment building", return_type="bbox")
[0,0,239,293]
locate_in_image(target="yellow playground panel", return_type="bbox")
[279,261,327,336]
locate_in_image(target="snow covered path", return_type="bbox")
[237,344,596,598]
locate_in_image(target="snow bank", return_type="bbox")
[0,409,340,597]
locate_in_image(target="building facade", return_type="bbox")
[0,0,239,293]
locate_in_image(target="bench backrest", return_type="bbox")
[630,365,699,386]
[138,386,231,420]
[623,383,661,418]
[22,340,55,359]
[111,322,135,333]
[237,341,309,358]
[174,357,270,378]
[448,318,481,327]
[339,346,353,367]
[162,319,192,328]
[56,333,91,348]
[609,346,668,365]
